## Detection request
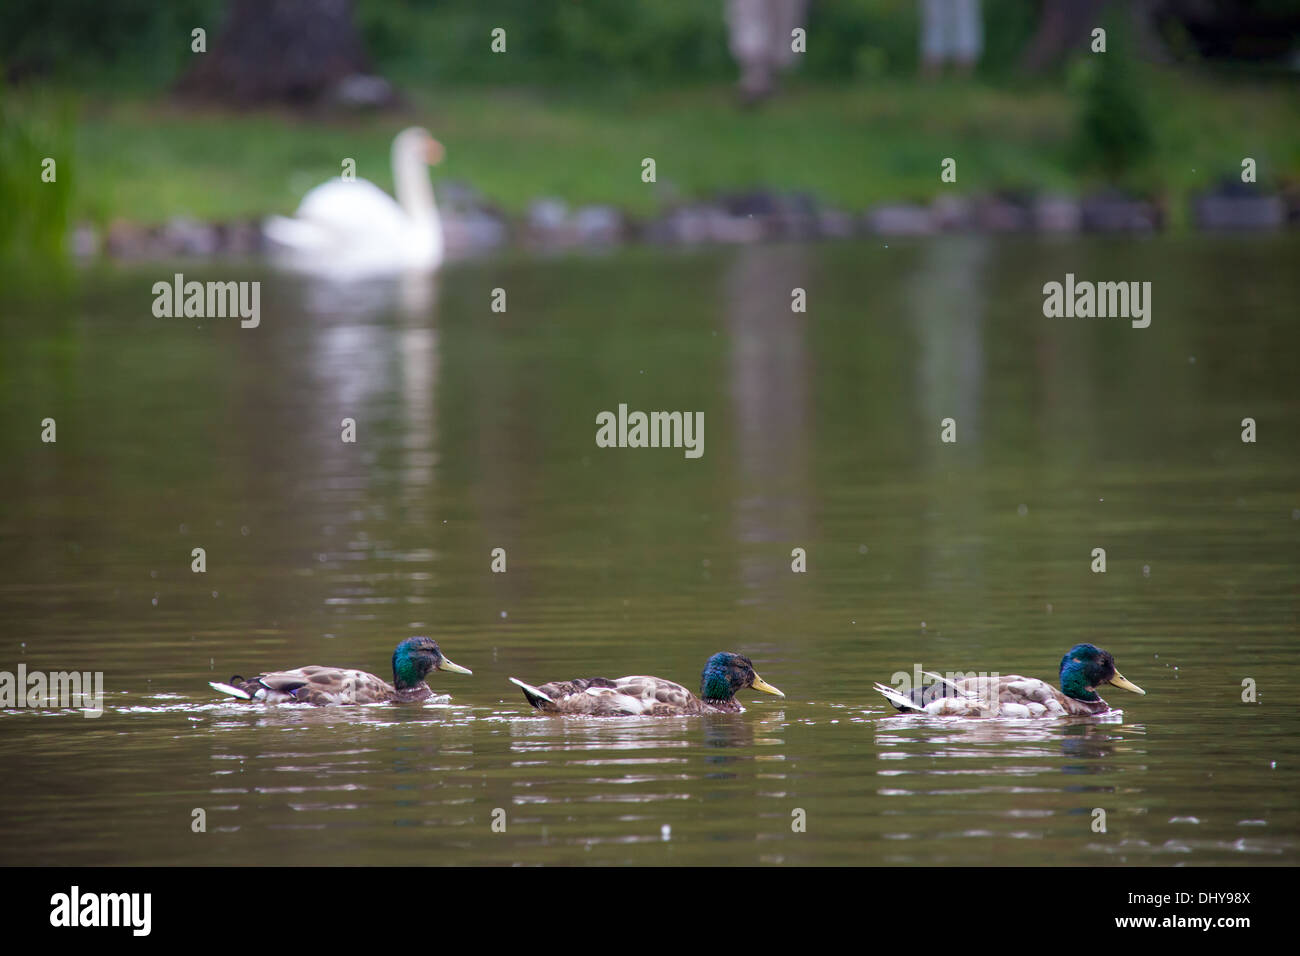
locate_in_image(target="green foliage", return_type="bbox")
[360,0,732,85]
[53,69,1300,229]
[780,0,918,80]
[1073,19,1154,181]
[0,84,74,269]
[371,0,1040,86]
[5,0,1044,90]
[2,0,222,88]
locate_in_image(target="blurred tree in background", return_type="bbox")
[175,0,384,106]
[1072,12,1154,181]
[3,0,221,88]
[5,0,1295,94]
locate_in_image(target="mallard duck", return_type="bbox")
[509,651,784,716]
[208,636,471,705]
[874,643,1145,718]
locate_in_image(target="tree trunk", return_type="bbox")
[1020,0,1105,72]
[175,0,390,107]
[1021,0,1172,72]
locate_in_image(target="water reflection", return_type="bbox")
[913,237,990,594]
[873,715,1141,796]
[2,238,1298,866]
[507,715,697,753]
[913,237,988,449]
[724,245,812,598]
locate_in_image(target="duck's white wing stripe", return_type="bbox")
[208,681,251,700]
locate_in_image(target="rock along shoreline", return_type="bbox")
[78,183,1299,262]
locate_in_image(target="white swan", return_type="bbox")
[264,127,445,276]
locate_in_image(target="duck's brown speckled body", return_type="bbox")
[510,652,783,717]
[875,644,1145,719]
[209,636,471,706]
[881,674,1114,718]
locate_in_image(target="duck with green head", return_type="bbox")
[510,651,785,716]
[209,636,472,705]
[874,643,1145,718]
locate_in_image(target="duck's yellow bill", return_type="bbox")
[439,659,473,675]
[1109,671,1144,695]
[751,675,784,698]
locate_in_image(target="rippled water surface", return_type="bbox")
[1,237,1296,865]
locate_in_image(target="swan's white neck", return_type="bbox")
[393,138,438,227]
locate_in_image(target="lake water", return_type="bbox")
[1,236,1296,866]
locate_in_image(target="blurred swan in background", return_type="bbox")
[264,127,445,276]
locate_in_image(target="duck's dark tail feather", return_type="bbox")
[508,677,554,709]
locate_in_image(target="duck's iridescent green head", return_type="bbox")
[392,637,472,689]
[1059,643,1145,702]
[699,652,784,703]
